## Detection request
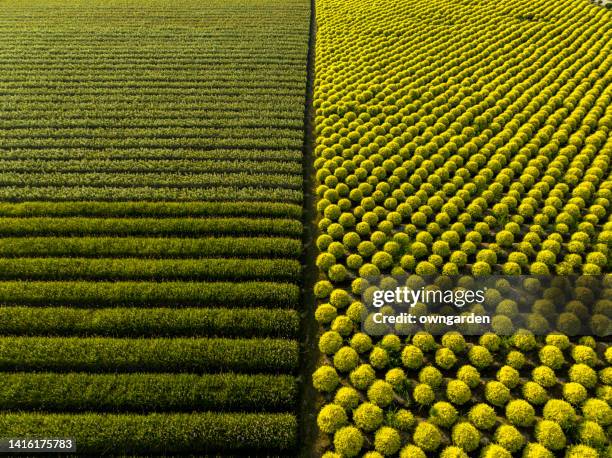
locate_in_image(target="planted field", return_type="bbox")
[0,0,309,454]
[312,0,611,456]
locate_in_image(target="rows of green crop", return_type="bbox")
[0,159,303,174]
[0,171,302,189]
[0,217,303,236]
[0,258,301,281]
[0,307,300,338]
[0,186,304,202]
[0,337,299,373]
[0,281,300,308]
[0,201,303,217]
[0,237,302,258]
[0,412,297,454]
[0,373,297,412]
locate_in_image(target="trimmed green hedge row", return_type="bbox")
[0,158,303,174]
[0,258,301,281]
[0,136,302,150]
[0,281,300,308]
[0,412,297,453]
[0,171,303,190]
[0,186,303,203]
[0,372,297,412]
[1,127,302,142]
[0,217,303,237]
[0,337,299,373]
[0,236,302,258]
[0,201,302,218]
[0,306,300,338]
[0,148,303,163]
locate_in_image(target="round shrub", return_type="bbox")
[350,364,376,390]
[387,409,415,431]
[457,365,480,388]
[535,421,565,450]
[419,366,443,387]
[334,386,360,410]
[568,364,597,388]
[522,443,554,458]
[333,346,360,373]
[313,366,340,393]
[542,399,576,429]
[368,380,395,407]
[469,403,496,430]
[319,331,343,355]
[506,350,526,369]
[331,315,354,336]
[468,345,493,369]
[562,382,587,405]
[321,452,341,458]
[522,381,548,405]
[362,453,384,458]
[539,345,565,370]
[446,380,471,405]
[565,445,599,458]
[532,366,557,388]
[413,422,442,452]
[412,332,437,352]
[380,334,401,352]
[333,426,363,457]
[497,365,520,388]
[436,348,457,370]
[571,345,598,366]
[545,333,570,350]
[429,401,458,428]
[452,422,480,452]
[440,446,468,458]
[481,444,512,458]
[512,330,537,351]
[317,403,348,433]
[353,402,384,432]
[485,381,511,407]
[582,398,611,426]
[506,400,535,427]
[350,333,372,353]
[369,347,389,369]
[413,383,436,406]
[315,280,334,299]
[399,445,426,458]
[385,368,407,389]
[494,424,525,453]
[442,332,467,353]
[577,420,607,448]
[402,345,424,369]
[374,427,401,456]
[315,304,337,324]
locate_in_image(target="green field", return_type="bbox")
[0,0,309,454]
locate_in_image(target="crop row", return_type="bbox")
[0,412,297,454]
[0,201,302,218]
[0,171,302,190]
[0,148,304,162]
[0,281,300,308]
[0,372,297,412]
[0,126,302,140]
[0,186,304,203]
[0,159,303,175]
[0,337,299,373]
[0,258,301,281]
[0,236,301,258]
[0,217,303,236]
[0,306,299,338]
[0,137,303,149]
